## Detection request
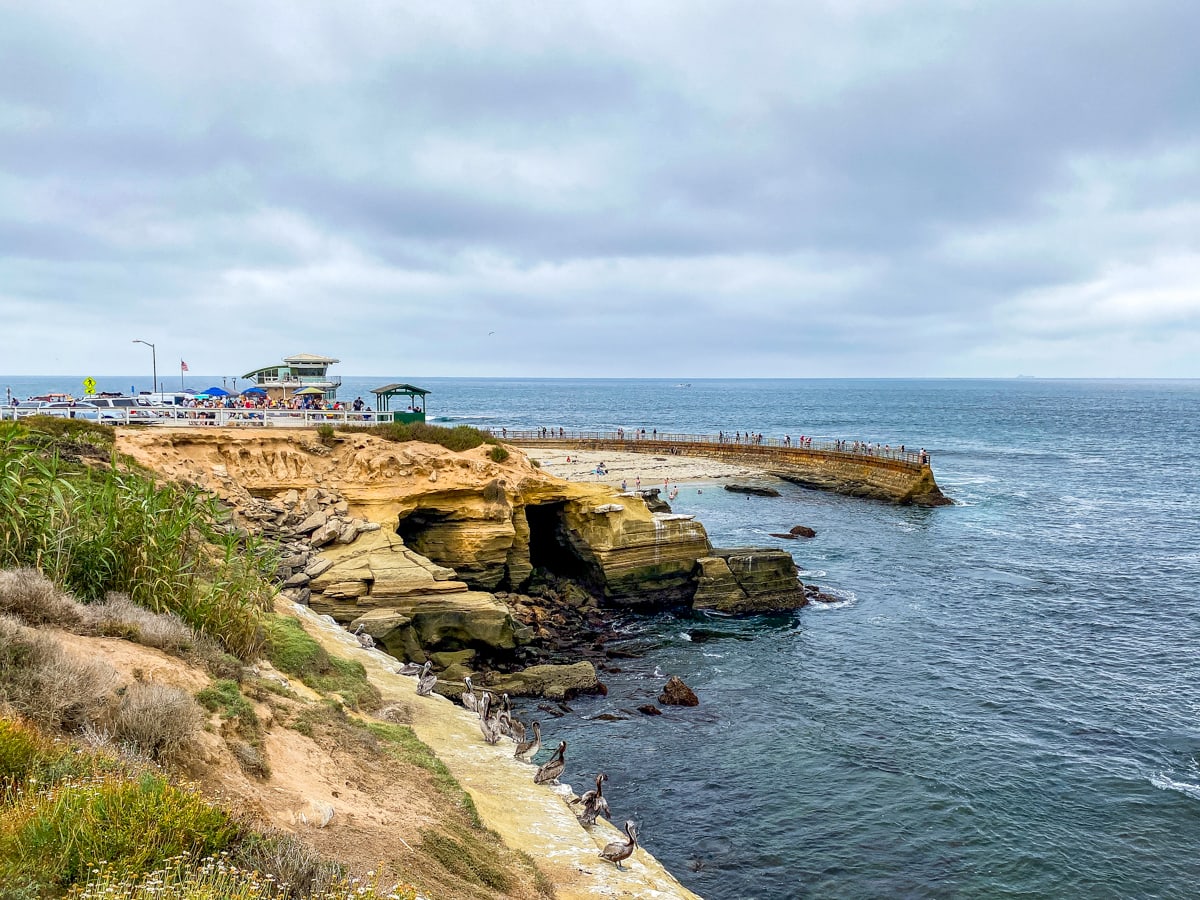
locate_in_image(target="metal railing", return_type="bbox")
[0,405,390,428]
[497,429,929,469]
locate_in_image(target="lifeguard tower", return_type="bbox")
[371,383,430,424]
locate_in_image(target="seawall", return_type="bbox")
[513,437,952,506]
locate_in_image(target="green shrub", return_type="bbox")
[488,445,509,463]
[342,422,500,453]
[316,423,336,447]
[0,772,237,890]
[0,427,274,659]
[71,858,419,900]
[264,616,379,710]
[0,718,63,790]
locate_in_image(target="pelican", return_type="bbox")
[576,773,610,827]
[514,722,541,762]
[461,676,479,714]
[508,716,527,744]
[415,661,437,697]
[496,693,514,738]
[533,740,566,784]
[352,623,375,650]
[478,693,502,745]
[599,820,638,870]
[394,661,424,676]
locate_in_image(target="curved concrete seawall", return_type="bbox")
[512,434,951,506]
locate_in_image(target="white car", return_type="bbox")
[87,397,164,423]
[33,401,101,421]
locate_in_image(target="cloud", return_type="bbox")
[1,0,1199,377]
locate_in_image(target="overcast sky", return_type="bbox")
[2,1,1199,378]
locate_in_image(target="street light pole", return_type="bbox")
[132,340,157,394]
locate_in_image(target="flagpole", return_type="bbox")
[181,362,184,392]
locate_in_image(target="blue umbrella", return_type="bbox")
[241,386,267,395]
[202,386,230,397]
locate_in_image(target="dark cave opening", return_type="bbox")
[524,501,599,587]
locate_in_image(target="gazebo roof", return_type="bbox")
[371,383,430,397]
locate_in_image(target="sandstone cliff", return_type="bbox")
[116,429,809,665]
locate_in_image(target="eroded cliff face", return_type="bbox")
[115,430,724,654]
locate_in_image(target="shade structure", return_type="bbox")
[240,386,267,395]
[202,386,230,397]
[293,386,325,395]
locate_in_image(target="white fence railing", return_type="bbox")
[0,406,392,428]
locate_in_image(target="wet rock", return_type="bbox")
[692,549,807,614]
[638,704,663,716]
[789,525,817,538]
[769,532,800,539]
[724,483,781,497]
[658,676,699,707]
[593,713,628,721]
[485,661,605,701]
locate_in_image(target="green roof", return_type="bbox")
[371,383,430,396]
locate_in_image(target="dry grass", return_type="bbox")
[111,682,204,765]
[0,567,85,628]
[88,592,196,653]
[0,616,119,732]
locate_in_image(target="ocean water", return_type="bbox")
[6,376,1200,898]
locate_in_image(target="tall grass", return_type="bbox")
[0,427,275,659]
[0,772,238,890]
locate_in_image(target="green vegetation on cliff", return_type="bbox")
[0,420,275,659]
[341,421,502,452]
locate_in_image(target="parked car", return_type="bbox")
[32,401,101,421]
[87,396,164,423]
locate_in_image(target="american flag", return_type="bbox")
[181,360,189,371]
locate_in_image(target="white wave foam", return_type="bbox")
[679,631,693,642]
[797,569,827,578]
[807,588,858,610]
[1150,773,1200,801]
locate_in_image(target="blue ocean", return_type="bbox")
[6,376,1200,898]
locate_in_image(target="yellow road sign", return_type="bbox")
[83,377,97,395]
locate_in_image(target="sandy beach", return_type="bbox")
[518,445,769,488]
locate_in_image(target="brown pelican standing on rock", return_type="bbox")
[415,661,437,697]
[461,676,479,714]
[496,693,514,738]
[478,693,503,745]
[514,722,541,762]
[394,661,424,676]
[534,740,567,784]
[576,773,610,827]
[352,623,375,649]
[599,820,638,870]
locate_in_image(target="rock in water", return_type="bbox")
[789,525,817,538]
[658,676,699,707]
[724,483,781,497]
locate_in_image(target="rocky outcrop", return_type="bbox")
[691,548,807,614]
[658,676,699,707]
[481,661,604,701]
[724,483,781,497]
